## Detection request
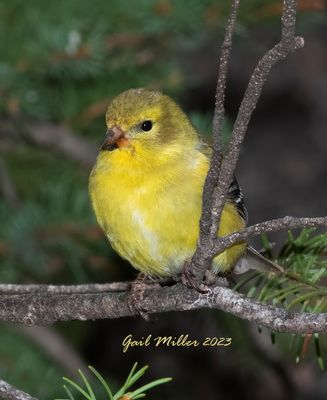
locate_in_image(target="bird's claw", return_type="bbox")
[182,261,210,293]
[127,273,163,320]
[127,273,150,320]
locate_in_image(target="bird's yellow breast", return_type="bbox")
[89,142,245,276]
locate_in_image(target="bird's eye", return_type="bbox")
[141,120,153,132]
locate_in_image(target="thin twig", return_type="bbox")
[188,0,305,285]
[0,282,326,333]
[0,379,38,400]
[192,0,241,277]
[212,216,327,257]
[212,0,304,240]
[209,0,241,239]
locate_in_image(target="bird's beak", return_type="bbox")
[101,126,129,151]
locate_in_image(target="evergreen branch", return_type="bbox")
[0,379,38,400]
[187,0,305,287]
[55,363,172,400]
[0,282,326,333]
[234,229,327,322]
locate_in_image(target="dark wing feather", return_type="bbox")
[227,176,248,222]
[196,137,247,222]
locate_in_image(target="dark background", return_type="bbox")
[0,0,326,399]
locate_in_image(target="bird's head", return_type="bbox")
[100,88,198,155]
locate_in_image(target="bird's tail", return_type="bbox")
[234,246,284,274]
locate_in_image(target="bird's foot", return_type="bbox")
[182,260,229,292]
[181,260,210,293]
[127,273,161,320]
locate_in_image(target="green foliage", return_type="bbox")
[236,228,327,312]
[1,0,323,127]
[0,1,326,398]
[234,228,327,368]
[0,160,112,284]
[56,363,172,400]
[0,0,226,125]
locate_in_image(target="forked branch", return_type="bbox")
[0,1,324,400]
[187,0,305,286]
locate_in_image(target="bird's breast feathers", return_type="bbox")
[89,146,245,276]
[89,147,208,275]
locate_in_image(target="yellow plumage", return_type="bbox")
[89,88,246,277]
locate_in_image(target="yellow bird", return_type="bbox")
[89,88,247,278]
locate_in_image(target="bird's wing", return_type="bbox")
[227,176,248,222]
[196,139,248,222]
[196,137,282,275]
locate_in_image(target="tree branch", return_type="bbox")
[188,0,305,284]
[193,0,241,278]
[0,282,326,333]
[0,282,129,294]
[212,216,327,257]
[0,379,38,400]
[209,0,241,239]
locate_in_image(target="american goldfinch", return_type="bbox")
[89,88,247,278]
